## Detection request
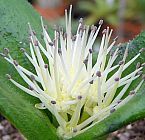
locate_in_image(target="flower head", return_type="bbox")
[1,5,144,139]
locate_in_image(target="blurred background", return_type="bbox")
[1,0,145,140]
[29,0,145,43]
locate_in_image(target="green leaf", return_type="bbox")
[0,0,57,140]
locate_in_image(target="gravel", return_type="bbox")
[1,114,145,140]
[0,115,24,140]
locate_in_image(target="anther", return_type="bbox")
[34,40,38,46]
[110,108,116,113]
[73,128,77,133]
[89,80,93,84]
[79,18,83,24]
[71,35,76,41]
[28,86,34,91]
[139,48,145,53]
[3,48,9,55]
[53,25,58,31]
[51,100,56,104]
[83,59,88,65]
[48,42,54,46]
[96,71,101,77]
[136,62,141,69]
[91,26,97,32]
[30,75,35,81]
[89,49,93,54]
[6,74,11,80]
[114,77,120,82]
[129,90,135,95]
[32,30,36,35]
[44,25,48,30]
[119,60,124,66]
[20,48,26,53]
[44,64,48,69]
[117,100,122,104]
[78,95,82,100]
[99,19,103,25]
[13,60,19,66]
[102,29,107,34]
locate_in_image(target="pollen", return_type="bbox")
[1,5,144,139]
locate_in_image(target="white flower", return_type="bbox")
[1,5,144,139]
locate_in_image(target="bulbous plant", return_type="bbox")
[1,1,145,140]
[1,4,145,139]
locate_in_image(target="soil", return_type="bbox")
[0,114,145,140]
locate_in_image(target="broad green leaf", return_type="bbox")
[0,0,57,140]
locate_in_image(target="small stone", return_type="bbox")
[2,135,11,140]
